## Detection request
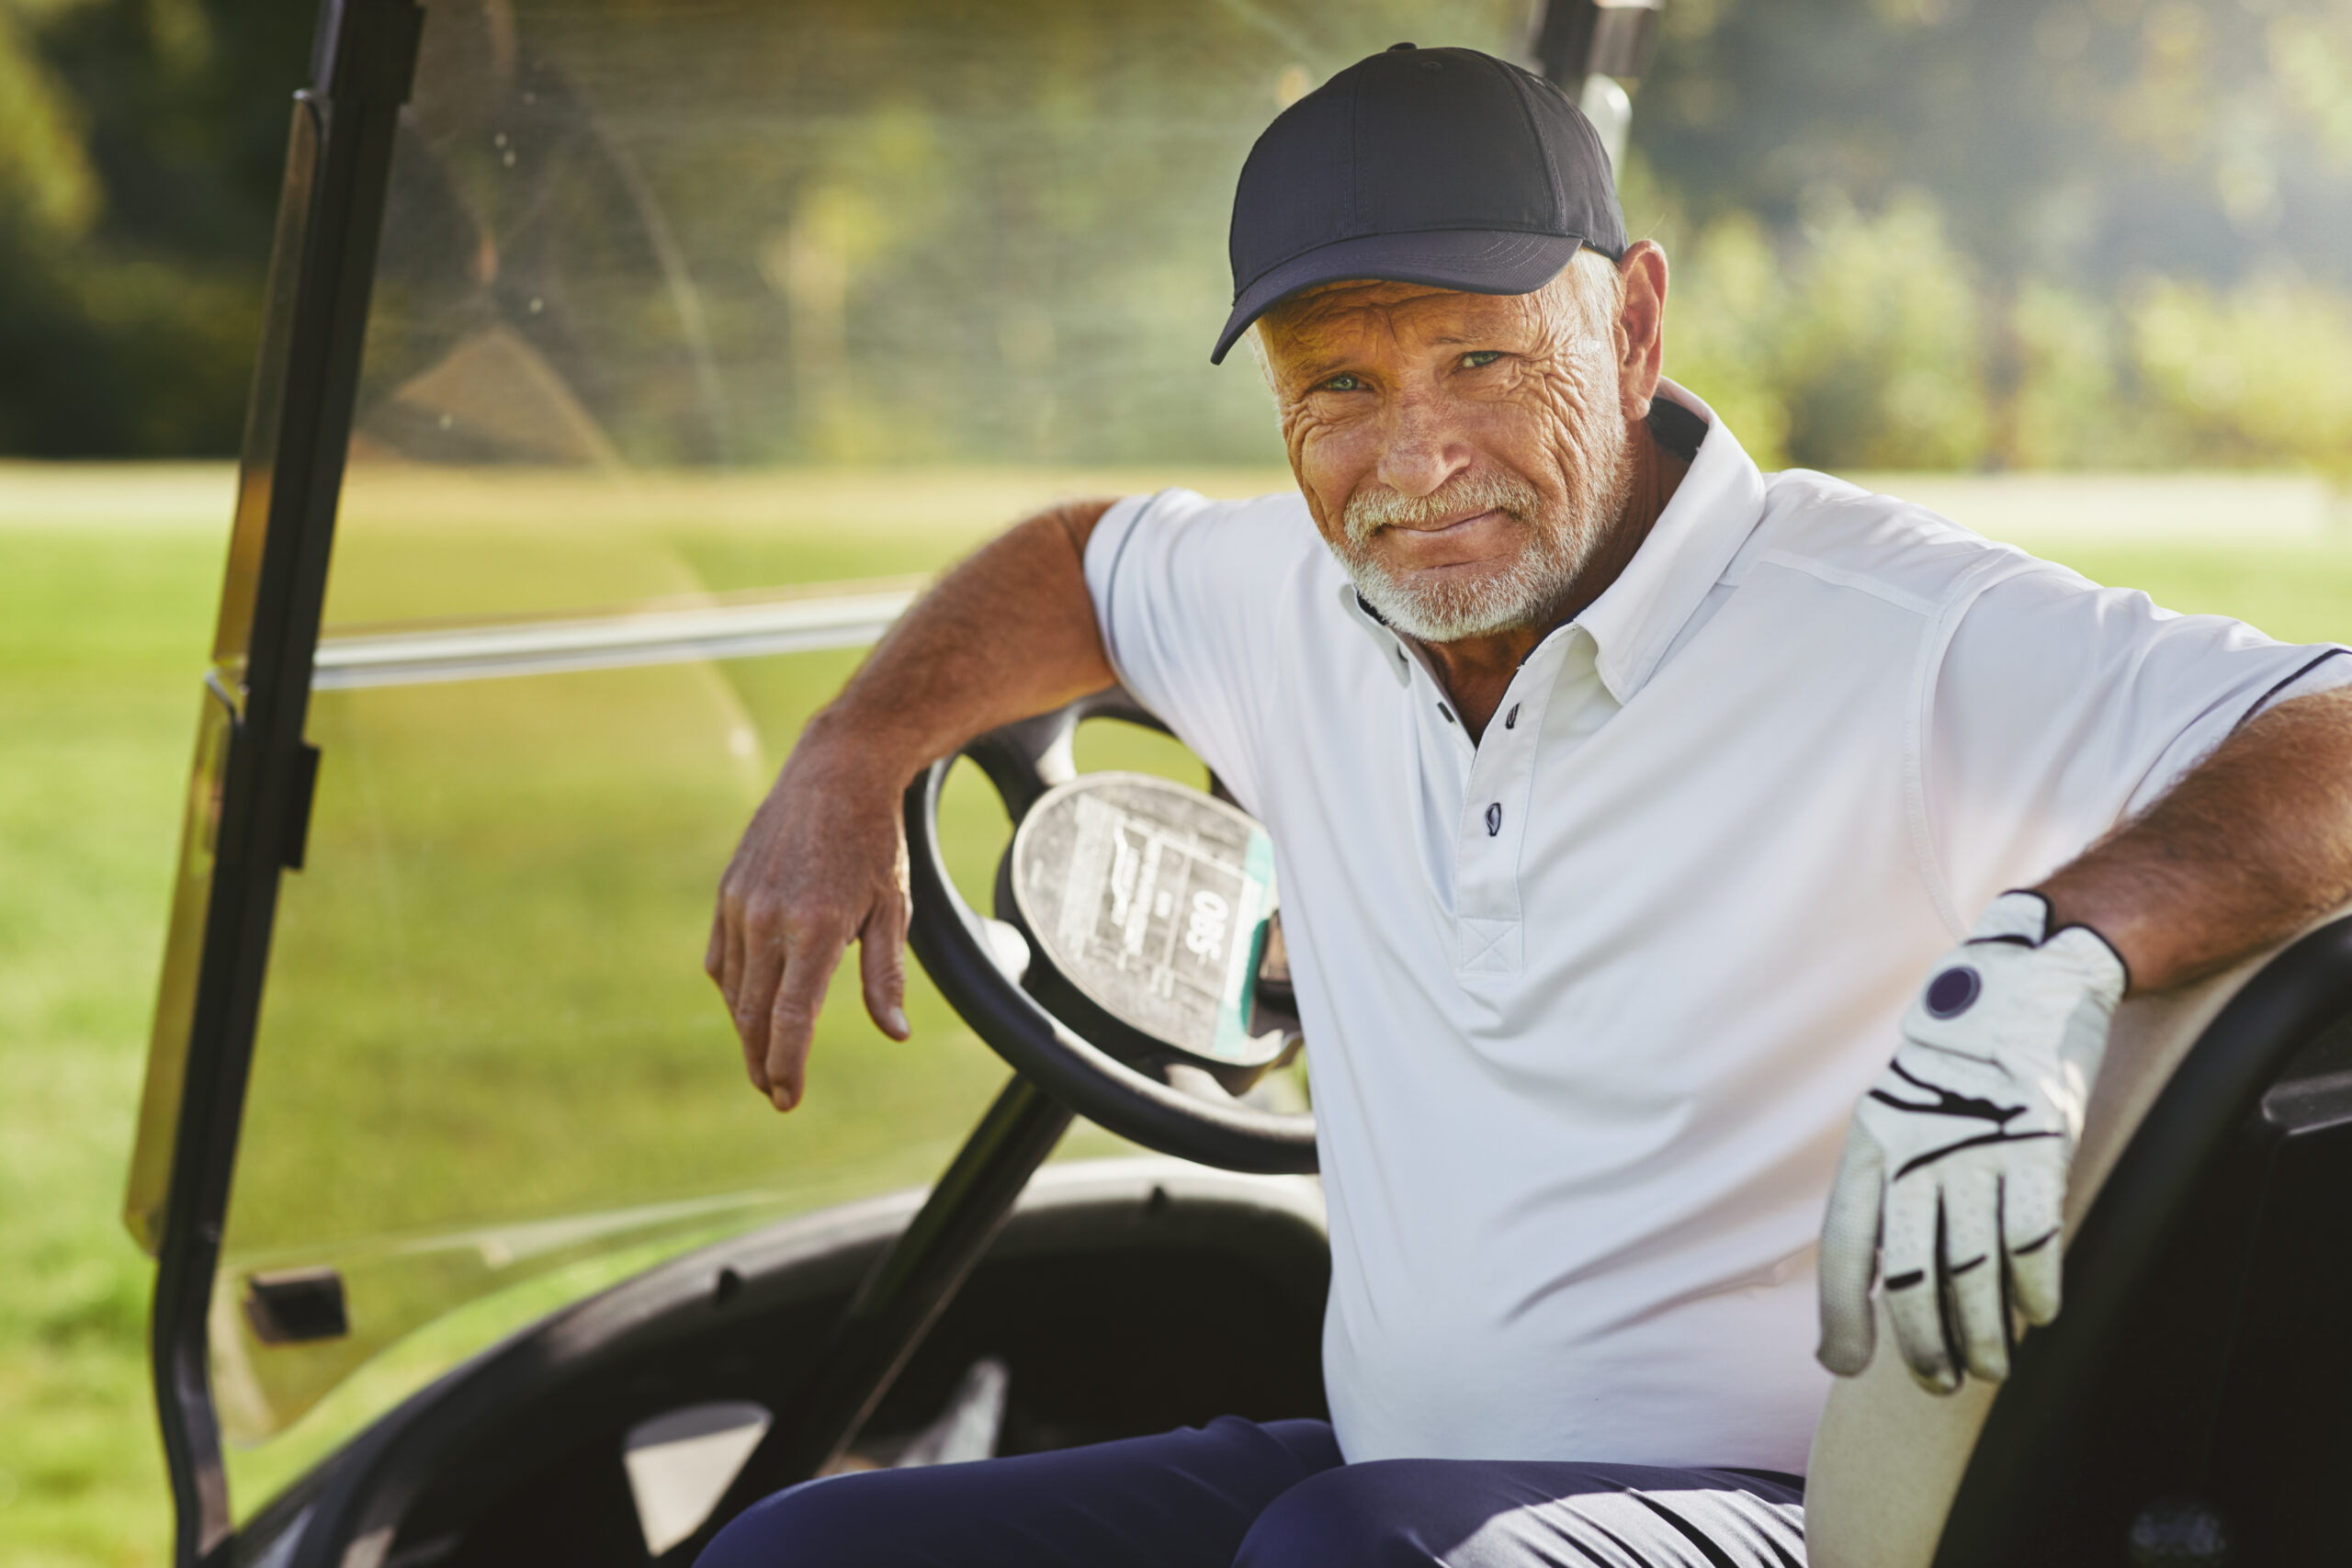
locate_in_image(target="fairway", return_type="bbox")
[6,464,2352,1566]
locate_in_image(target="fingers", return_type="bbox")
[709,874,761,1091]
[1816,1125,1885,1377]
[763,921,849,1111]
[1882,1175,1960,1393]
[1941,1158,2009,1382]
[718,881,749,1017]
[858,897,912,1041]
[732,899,790,1092]
[707,900,752,1089]
[1833,1145,2059,1394]
[2005,1153,2067,1326]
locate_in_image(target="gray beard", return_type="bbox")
[1332,414,1634,645]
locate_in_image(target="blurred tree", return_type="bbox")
[1641,0,2352,293]
[0,0,307,454]
[1635,0,2352,474]
[2129,269,2352,479]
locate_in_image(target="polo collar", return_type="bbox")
[1574,379,1768,705]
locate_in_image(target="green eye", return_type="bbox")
[1463,350,1503,368]
[1319,373,1363,392]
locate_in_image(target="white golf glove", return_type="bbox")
[1817,890,2127,1393]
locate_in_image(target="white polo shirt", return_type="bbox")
[1083,382,2348,1474]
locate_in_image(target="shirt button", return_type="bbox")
[1504,704,1521,730]
[1438,704,1456,725]
[1486,803,1502,836]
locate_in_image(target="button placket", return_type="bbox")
[1453,636,1579,974]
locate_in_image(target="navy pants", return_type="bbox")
[699,1416,1805,1566]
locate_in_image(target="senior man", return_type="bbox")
[702,44,2352,1568]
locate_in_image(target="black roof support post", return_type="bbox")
[1528,0,1665,90]
[671,1076,1075,1561]
[148,1,421,1561]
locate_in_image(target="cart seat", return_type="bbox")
[1807,907,2352,1567]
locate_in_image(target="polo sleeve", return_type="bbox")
[1925,562,2352,922]
[1083,488,1304,809]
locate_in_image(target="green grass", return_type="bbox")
[1,517,223,1567]
[4,466,2351,1566]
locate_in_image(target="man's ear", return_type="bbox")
[1615,241,1668,423]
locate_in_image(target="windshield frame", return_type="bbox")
[141,0,425,1557]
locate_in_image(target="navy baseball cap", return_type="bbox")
[1211,43,1627,364]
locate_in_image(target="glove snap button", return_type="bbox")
[1925,965,1982,1019]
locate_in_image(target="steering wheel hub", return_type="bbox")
[1005,772,1287,1073]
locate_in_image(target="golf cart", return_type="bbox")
[126,0,2352,1562]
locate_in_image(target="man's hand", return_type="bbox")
[707,730,913,1111]
[704,499,1119,1111]
[1817,891,2127,1392]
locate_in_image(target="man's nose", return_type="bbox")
[1373,391,1471,499]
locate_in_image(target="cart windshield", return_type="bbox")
[126,0,1527,1517]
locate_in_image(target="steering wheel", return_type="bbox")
[903,687,1318,1175]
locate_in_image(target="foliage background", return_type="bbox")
[0,0,307,452]
[1639,0,2352,476]
[7,0,2352,473]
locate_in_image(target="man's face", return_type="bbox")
[1259,269,1634,644]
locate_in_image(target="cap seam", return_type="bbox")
[1566,103,1623,256]
[1496,58,1566,223]
[1345,67,1363,239]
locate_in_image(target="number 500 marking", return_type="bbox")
[1184,889,1229,960]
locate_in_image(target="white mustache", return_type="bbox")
[1344,472,1545,542]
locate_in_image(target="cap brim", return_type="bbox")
[1209,229,1586,364]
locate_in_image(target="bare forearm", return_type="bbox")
[804,499,1118,784]
[2040,684,2352,992]
[708,497,1119,1105]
